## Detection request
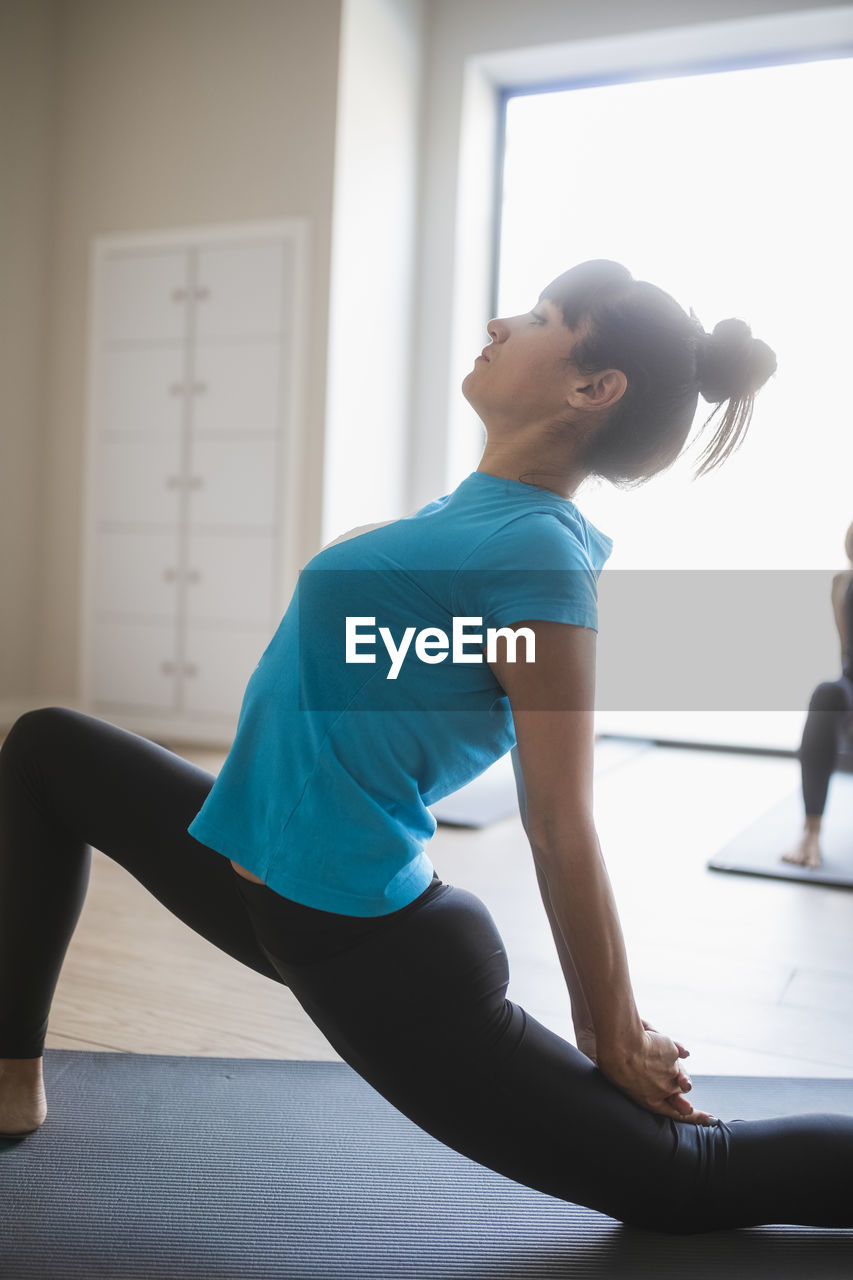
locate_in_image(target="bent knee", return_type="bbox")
[1,707,77,766]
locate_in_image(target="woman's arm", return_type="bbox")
[492,620,712,1125]
[511,745,596,1057]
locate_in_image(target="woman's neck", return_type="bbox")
[475,454,587,502]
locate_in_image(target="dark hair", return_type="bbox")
[543,260,777,488]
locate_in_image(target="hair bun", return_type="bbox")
[696,318,777,404]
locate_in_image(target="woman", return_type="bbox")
[783,521,853,869]
[2,260,852,1235]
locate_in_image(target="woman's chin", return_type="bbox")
[460,370,478,403]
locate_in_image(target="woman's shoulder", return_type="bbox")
[459,508,598,575]
[493,505,612,575]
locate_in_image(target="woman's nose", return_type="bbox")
[487,317,508,343]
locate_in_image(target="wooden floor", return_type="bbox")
[22,733,853,1091]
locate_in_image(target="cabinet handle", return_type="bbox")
[193,382,207,395]
[165,476,182,490]
[171,288,188,302]
[186,569,201,584]
[161,661,176,675]
[184,663,198,678]
[187,476,204,490]
[194,286,210,301]
[163,568,178,583]
[169,383,185,397]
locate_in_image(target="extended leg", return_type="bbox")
[237,877,853,1234]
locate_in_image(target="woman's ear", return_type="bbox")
[566,368,627,413]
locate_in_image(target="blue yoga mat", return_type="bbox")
[1,1051,851,1278]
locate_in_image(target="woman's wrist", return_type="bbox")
[595,1016,647,1067]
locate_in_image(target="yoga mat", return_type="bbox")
[2,1051,852,1278]
[708,773,853,888]
[430,740,652,829]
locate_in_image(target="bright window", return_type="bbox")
[496,57,853,573]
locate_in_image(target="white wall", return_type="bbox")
[323,0,424,543]
[4,0,343,717]
[0,0,57,704]
[0,0,428,725]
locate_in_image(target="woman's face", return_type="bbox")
[461,297,581,430]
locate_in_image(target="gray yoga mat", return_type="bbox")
[1,1051,852,1278]
[708,773,853,888]
[430,739,652,829]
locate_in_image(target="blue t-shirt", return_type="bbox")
[187,470,613,915]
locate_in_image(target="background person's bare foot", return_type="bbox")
[781,831,823,869]
[0,1058,47,1137]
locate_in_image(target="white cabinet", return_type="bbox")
[82,222,306,743]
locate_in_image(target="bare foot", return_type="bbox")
[781,831,822,869]
[0,1058,47,1137]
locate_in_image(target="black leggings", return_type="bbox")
[2,708,853,1235]
[799,676,853,816]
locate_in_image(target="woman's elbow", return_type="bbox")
[526,813,599,865]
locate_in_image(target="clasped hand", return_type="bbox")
[581,1019,716,1126]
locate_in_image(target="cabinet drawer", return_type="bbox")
[196,241,291,339]
[188,438,278,528]
[102,251,189,343]
[192,340,284,434]
[93,531,180,617]
[101,347,186,435]
[185,534,277,624]
[182,627,272,717]
[92,620,178,711]
[96,434,183,526]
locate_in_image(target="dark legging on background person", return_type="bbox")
[799,674,853,817]
[2,708,853,1236]
[785,552,853,869]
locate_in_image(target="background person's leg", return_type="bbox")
[0,707,282,1060]
[784,678,853,866]
[799,678,853,817]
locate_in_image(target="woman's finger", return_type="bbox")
[670,1108,714,1126]
[656,1089,716,1126]
[656,1096,715,1125]
[665,1092,694,1116]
